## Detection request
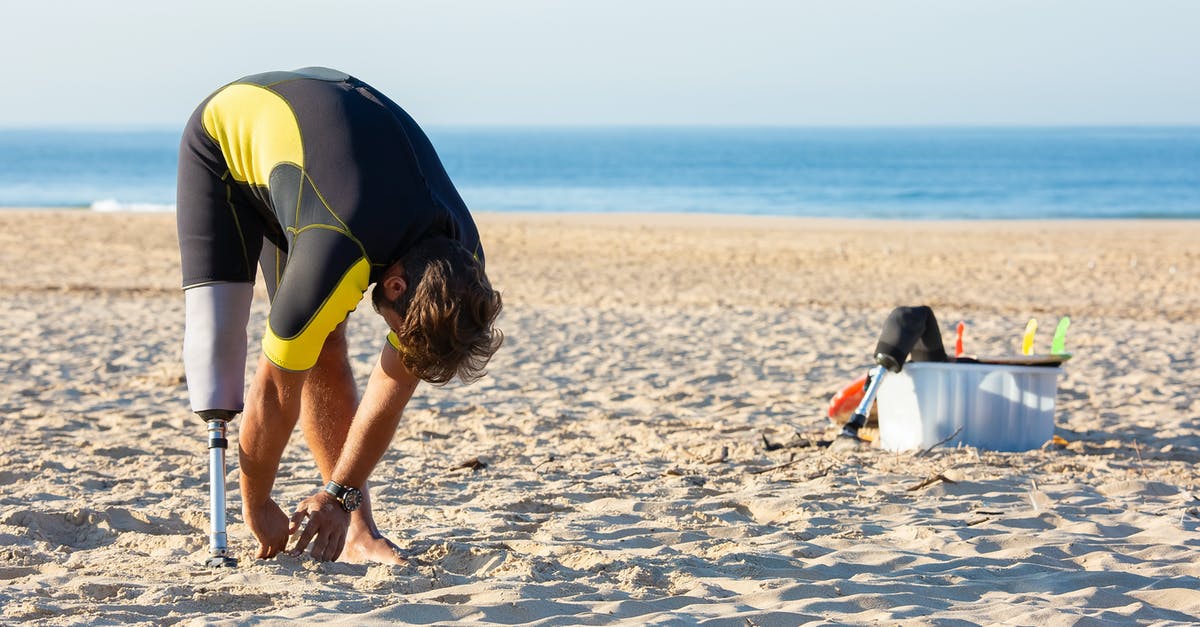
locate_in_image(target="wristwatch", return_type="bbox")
[323,480,363,512]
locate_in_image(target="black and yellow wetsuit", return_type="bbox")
[177,67,482,373]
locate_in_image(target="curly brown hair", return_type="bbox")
[372,236,503,385]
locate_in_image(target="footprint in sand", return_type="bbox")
[504,497,573,515]
[1098,479,1179,498]
[103,508,198,535]
[5,507,200,551]
[0,565,39,581]
[70,581,133,602]
[425,541,517,578]
[5,509,118,549]
[90,445,150,458]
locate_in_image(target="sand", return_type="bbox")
[0,210,1197,625]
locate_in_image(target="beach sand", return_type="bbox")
[1,210,1198,625]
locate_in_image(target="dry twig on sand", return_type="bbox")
[905,468,964,492]
[915,427,964,458]
[1132,440,1150,480]
[749,458,835,479]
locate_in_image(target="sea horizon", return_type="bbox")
[2,125,1198,219]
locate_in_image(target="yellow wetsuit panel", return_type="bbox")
[262,257,371,371]
[201,84,304,187]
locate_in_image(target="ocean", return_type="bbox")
[1,126,1197,219]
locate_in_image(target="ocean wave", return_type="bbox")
[89,199,176,213]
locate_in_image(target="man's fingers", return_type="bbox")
[286,501,317,551]
[290,506,311,525]
[306,519,348,562]
[290,516,320,556]
[281,496,350,561]
[288,509,308,535]
[310,531,330,561]
[271,531,288,557]
[261,541,282,559]
[331,531,346,562]
[324,530,345,562]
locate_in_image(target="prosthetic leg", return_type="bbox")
[836,306,948,444]
[184,283,254,568]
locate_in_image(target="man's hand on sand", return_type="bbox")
[244,499,291,559]
[288,491,350,562]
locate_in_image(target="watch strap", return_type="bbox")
[324,480,348,499]
[323,480,362,512]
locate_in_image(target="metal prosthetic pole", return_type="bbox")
[198,409,238,568]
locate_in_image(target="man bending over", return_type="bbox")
[176,67,502,563]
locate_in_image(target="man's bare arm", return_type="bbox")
[239,355,307,558]
[240,356,308,504]
[330,344,420,488]
[288,344,419,560]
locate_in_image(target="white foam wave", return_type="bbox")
[90,199,176,213]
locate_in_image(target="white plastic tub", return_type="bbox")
[876,361,1061,452]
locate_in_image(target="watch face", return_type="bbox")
[341,487,363,512]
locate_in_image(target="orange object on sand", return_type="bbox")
[828,374,877,426]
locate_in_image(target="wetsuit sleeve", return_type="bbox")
[262,228,369,371]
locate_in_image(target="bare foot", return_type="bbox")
[340,531,409,565]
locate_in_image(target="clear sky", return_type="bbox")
[3,0,1198,128]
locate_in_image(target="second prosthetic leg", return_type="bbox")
[837,306,949,443]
